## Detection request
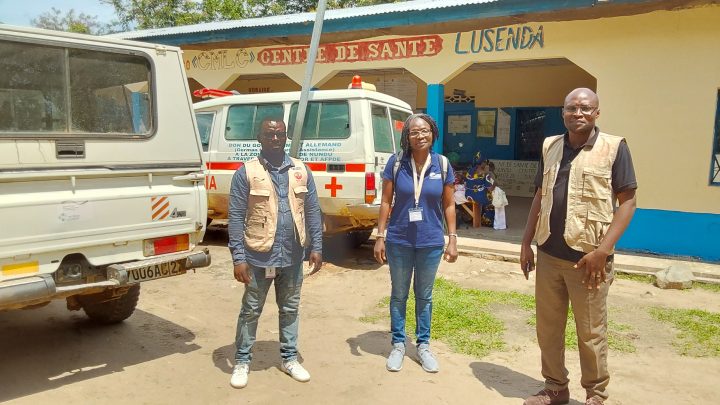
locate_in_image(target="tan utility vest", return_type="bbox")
[244,157,309,252]
[536,132,624,253]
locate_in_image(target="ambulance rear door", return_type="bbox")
[288,97,364,221]
[368,102,411,201]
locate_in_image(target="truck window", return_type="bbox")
[195,112,214,151]
[390,109,410,152]
[288,101,350,140]
[371,104,394,153]
[0,39,152,137]
[225,104,283,140]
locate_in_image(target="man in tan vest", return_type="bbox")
[520,88,637,405]
[227,117,323,389]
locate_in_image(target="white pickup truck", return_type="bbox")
[0,26,210,323]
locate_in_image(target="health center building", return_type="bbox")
[115,0,720,261]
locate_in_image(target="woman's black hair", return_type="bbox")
[400,113,439,154]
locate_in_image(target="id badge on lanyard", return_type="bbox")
[409,156,430,223]
[408,206,423,222]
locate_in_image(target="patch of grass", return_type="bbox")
[616,273,720,294]
[694,282,720,293]
[616,273,655,283]
[360,278,636,357]
[649,307,720,357]
[527,312,636,353]
[607,321,637,353]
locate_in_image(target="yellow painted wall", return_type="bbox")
[546,7,720,214]
[445,64,596,108]
[182,5,720,214]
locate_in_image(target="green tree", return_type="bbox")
[31,7,107,34]
[248,0,403,15]
[102,0,405,30]
[102,0,250,30]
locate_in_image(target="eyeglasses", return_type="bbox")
[409,128,432,138]
[260,131,287,140]
[563,105,598,115]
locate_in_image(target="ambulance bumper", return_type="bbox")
[346,203,380,220]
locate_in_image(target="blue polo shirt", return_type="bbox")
[382,152,454,248]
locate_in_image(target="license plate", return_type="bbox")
[128,261,186,283]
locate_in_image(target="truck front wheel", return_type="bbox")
[79,284,140,324]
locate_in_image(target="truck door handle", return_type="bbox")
[173,171,206,182]
[56,141,85,159]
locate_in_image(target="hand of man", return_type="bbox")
[444,238,458,263]
[234,262,251,284]
[307,251,323,276]
[519,243,535,280]
[373,238,387,264]
[575,249,609,289]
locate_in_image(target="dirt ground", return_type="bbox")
[1,228,719,405]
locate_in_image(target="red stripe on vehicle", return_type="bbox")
[207,162,243,170]
[305,163,327,172]
[345,164,365,172]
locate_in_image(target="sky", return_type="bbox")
[0,0,116,27]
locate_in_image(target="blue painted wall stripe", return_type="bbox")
[617,208,720,262]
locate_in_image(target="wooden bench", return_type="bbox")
[459,201,482,228]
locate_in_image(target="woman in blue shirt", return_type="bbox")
[374,113,458,373]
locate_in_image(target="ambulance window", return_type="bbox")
[390,109,410,152]
[371,104,394,153]
[195,112,214,152]
[288,101,349,139]
[225,104,283,140]
[0,39,152,137]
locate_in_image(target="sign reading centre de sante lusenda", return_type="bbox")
[185,24,544,71]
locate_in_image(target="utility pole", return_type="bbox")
[289,0,327,158]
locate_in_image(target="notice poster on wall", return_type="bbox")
[496,108,511,145]
[374,76,418,110]
[448,114,471,133]
[477,110,496,138]
[492,159,539,197]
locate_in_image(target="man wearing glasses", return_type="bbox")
[228,117,323,388]
[520,88,637,405]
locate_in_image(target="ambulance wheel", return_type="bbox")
[79,284,140,324]
[348,230,372,248]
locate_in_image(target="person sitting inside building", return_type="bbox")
[464,153,495,227]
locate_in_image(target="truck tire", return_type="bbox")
[349,230,373,248]
[79,284,140,324]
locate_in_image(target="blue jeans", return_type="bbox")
[234,262,303,364]
[386,242,444,345]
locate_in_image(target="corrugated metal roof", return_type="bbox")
[108,0,500,39]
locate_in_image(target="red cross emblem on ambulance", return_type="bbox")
[325,177,343,197]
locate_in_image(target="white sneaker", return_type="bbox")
[230,363,249,388]
[281,360,311,382]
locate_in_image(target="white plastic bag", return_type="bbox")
[492,187,508,208]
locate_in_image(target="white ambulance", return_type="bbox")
[195,78,412,246]
[0,26,210,322]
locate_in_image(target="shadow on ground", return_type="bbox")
[470,361,584,404]
[212,341,305,374]
[346,330,392,358]
[0,303,200,402]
